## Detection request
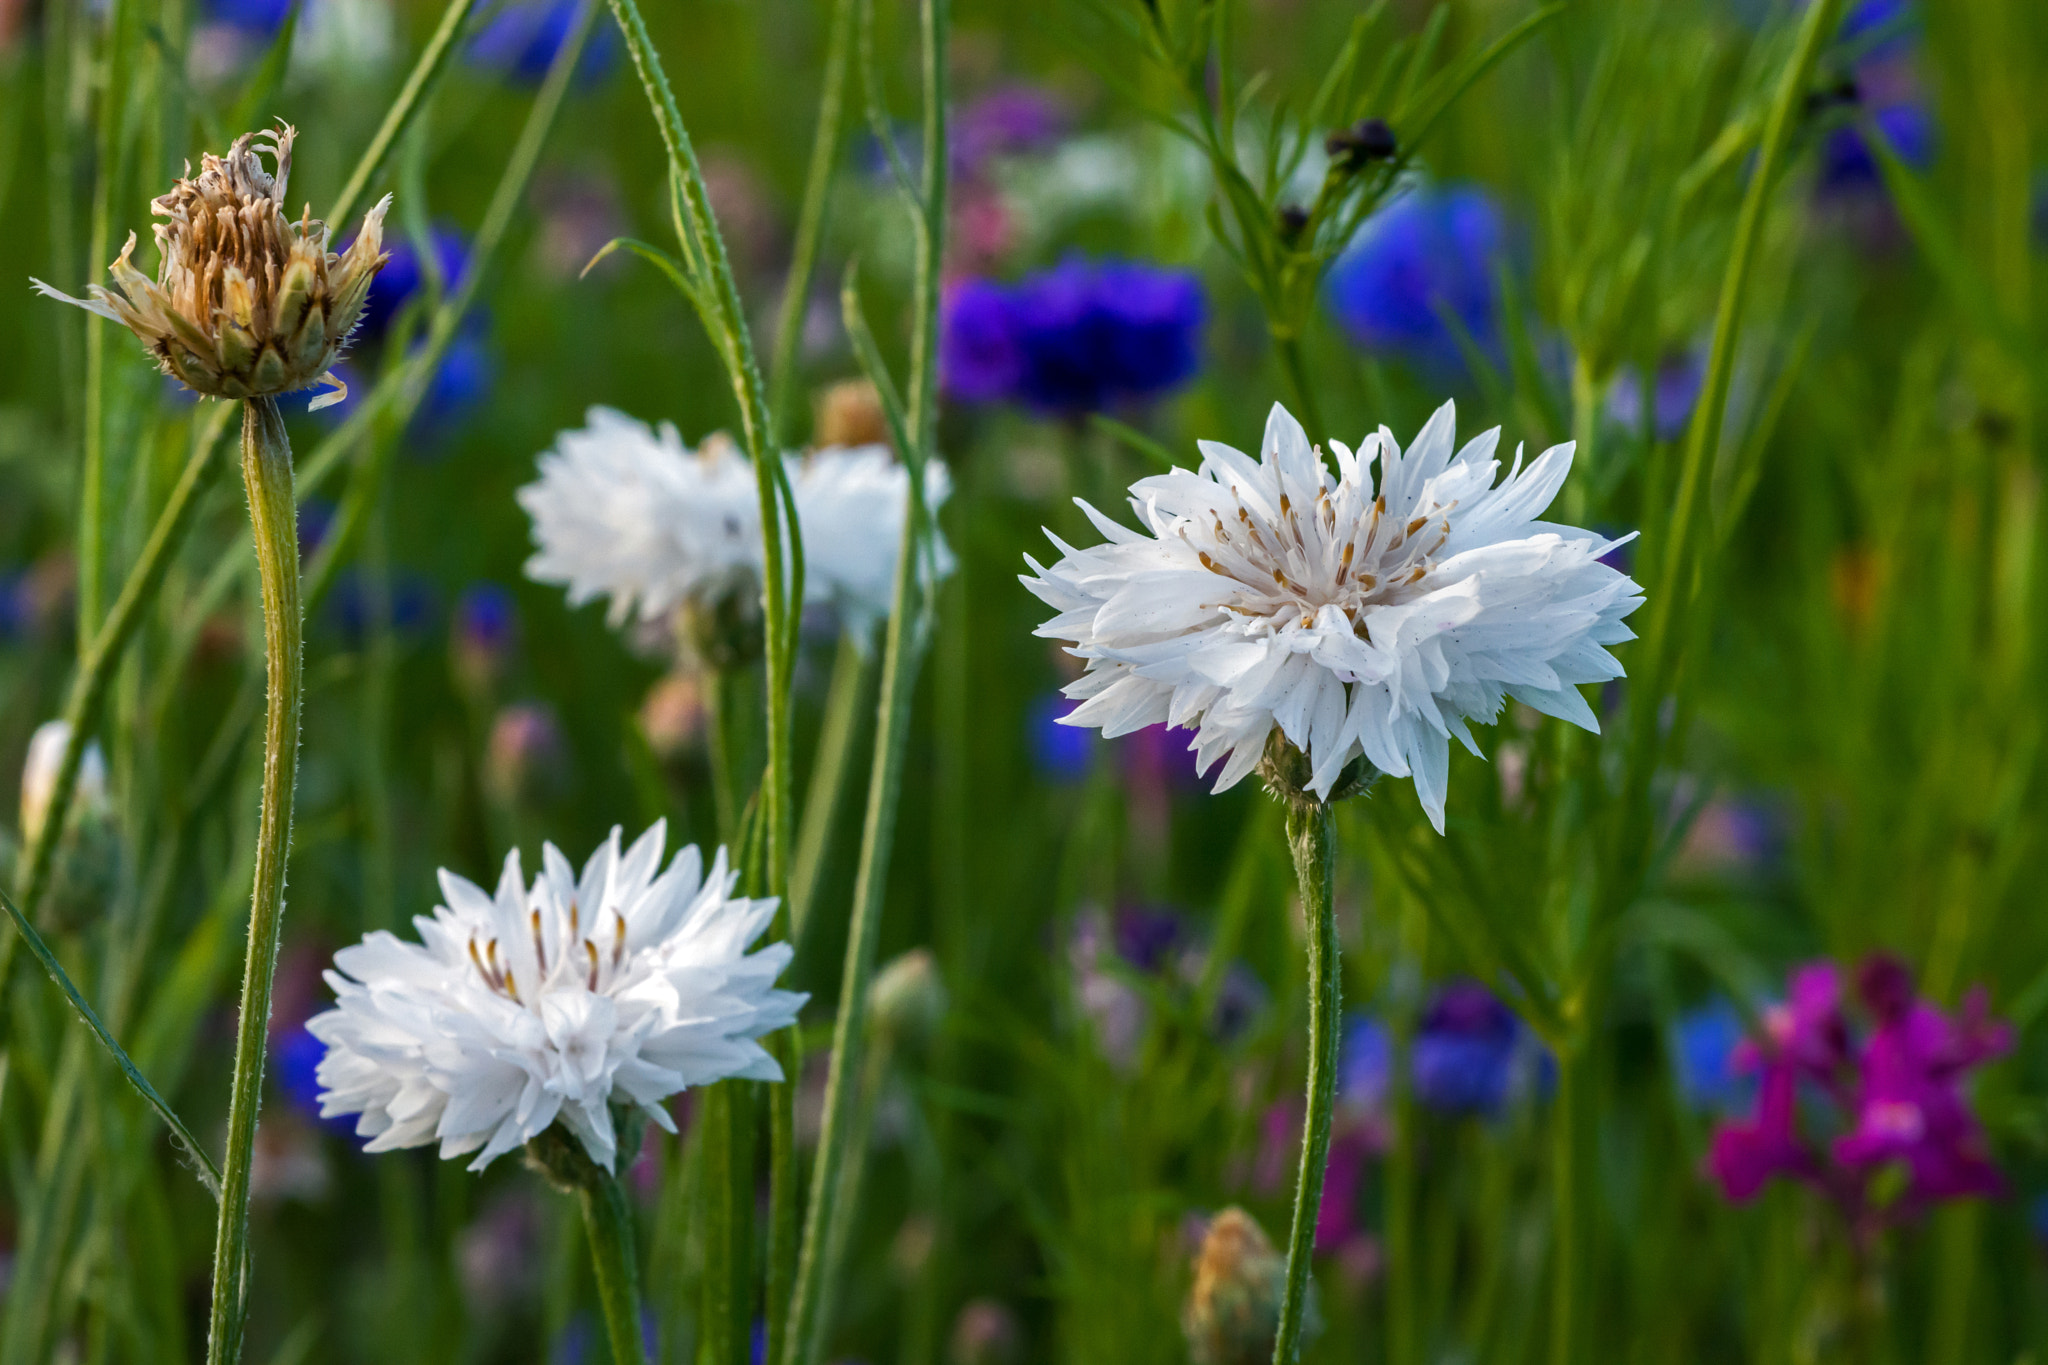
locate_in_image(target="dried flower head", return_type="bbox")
[1183,1207,1309,1365]
[34,125,389,409]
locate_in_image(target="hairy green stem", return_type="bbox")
[1272,795,1339,1365]
[204,397,303,1365]
[581,1172,650,1365]
[10,401,232,933]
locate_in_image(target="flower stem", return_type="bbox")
[203,396,302,1365]
[1272,794,1339,1365]
[1272,332,1328,447]
[579,1167,650,1365]
[1548,1046,1582,1365]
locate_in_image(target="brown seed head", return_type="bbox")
[814,377,892,449]
[1183,1207,1292,1365]
[33,124,390,409]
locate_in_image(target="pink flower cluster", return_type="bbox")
[1708,955,2011,1231]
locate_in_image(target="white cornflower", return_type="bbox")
[518,408,951,639]
[792,444,954,640]
[19,719,110,845]
[1021,401,1643,831]
[517,410,760,628]
[309,821,803,1172]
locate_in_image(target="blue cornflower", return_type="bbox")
[1325,185,1507,375]
[1672,1000,1754,1114]
[466,0,618,87]
[357,226,470,342]
[0,571,26,640]
[1340,1015,1392,1112]
[941,258,1206,413]
[273,1024,359,1138]
[1027,694,1098,782]
[203,0,294,36]
[327,569,437,644]
[1410,980,1529,1116]
[411,332,494,435]
[1607,351,1704,442]
[1112,904,1185,974]
[454,582,518,657]
[1819,102,1936,193]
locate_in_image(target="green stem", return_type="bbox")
[579,1170,649,1365]
[302,0,597,606]
[325,0,482,227]
[780,0,946,1355]
[698,1080,755,1365]
[767,0,857,443]
[1548,1048,1581,1365]
[1271,795,1339,1365]
[1273,332,1327,447]
[203,396,303,1365]
[789,633,875,943]
[10,401,231,928]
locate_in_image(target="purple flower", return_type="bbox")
[941,258,1206,413]
[954,85,1067,177]
[1706,955,2010,1225]
[1411,981,1534,1116]
[0,571,27,641]
[1314,1127,1375,1251]
[467,0,618,87]
[1325,186,1507,375]
[1708,1060,1814,1200]
[1831,958,2010,1202]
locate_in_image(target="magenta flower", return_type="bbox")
[1706,954,2010,1231]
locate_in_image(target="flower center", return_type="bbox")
[466,896,629,1004]
[1187,470,1455,638]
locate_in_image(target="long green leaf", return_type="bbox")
[0,884,222,1199]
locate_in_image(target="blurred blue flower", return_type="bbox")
[1411,980,1532,1116]
[0,571,27,641]
[1340,1015,1391,1112]
[552,1310,658,1365]
[357,226,470,341]
[454,582,518,662]
[327,568,437,643]
[317,328,494,441]
[1819,102,1935,193]
[1326,185,1507,375]
[941,258,1206,413]
[298,497,336,562]
[202,0,294,36]
[1607,352,1703,442]
[1027,694,1097,782]
[1839,0,1916,59]
[1673,1000,1754,1114]
[1112,904,1185,974]
[467,0,618,87]
[273,1024,358,1138]
[411,332,494,435]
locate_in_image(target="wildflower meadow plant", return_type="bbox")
[5,0,2047,1362]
